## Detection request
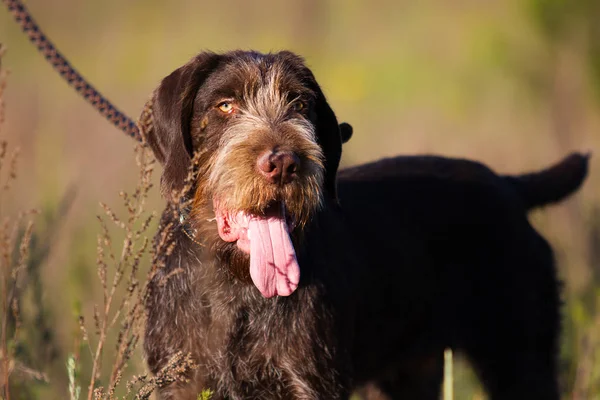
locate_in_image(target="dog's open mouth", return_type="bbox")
[214,200,299,298]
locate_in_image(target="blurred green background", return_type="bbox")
[1,0,599,398]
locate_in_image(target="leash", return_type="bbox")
[2,0,143,142]
[3,1,207,246]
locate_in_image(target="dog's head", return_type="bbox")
[145,50,346,297]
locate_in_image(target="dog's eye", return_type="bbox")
[292,101,306,113]
[217,101,234,114]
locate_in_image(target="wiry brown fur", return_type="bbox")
[144,51,353,399]
[143,50,589,399]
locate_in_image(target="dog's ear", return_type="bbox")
[339,122,353,144]
[303,73,344,200]
[144,52,221,202]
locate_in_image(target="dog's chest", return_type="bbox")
[200,294,317,395]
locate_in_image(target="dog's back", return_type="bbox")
[337,153,588,399]
[338,152,588,209]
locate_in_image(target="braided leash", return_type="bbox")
[2,0,145,141]
[2,2,207,242]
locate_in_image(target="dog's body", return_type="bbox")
[142,50,588,399]
[337,154,587,399]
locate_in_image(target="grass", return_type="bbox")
[67,105,199,400]
[0,46,198,399]
[0,45,44,399]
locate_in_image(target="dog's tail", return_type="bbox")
[503,152,590,210]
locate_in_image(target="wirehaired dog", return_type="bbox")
[142,50,589,399]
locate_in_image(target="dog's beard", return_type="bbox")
[192,115,324,298]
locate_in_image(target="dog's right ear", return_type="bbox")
[143,52,221,202]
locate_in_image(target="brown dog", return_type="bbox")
[142,50,588,399]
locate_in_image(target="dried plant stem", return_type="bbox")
[1,263,9,400]
[82,142,162,399]
[0,53,37,398]
[443,348,453,400]
[0,44,6,136]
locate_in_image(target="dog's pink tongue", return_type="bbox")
[248,214,300,298]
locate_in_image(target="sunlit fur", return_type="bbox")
[190,59,324,239]
[204,103,323,224]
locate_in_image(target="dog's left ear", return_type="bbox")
[304,74,344,200]
[143,52,221,202]
[339,122,353,144]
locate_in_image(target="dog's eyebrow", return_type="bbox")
[202,88,239,107]
[286,92,305,102]
[287,88,316,102]
[214,92,237,101]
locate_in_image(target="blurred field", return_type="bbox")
[0,0,599,398]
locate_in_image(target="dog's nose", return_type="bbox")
[257,150,300,184]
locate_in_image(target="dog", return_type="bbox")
[142,50,589,399]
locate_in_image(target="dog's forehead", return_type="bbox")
[202,52,315,100]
